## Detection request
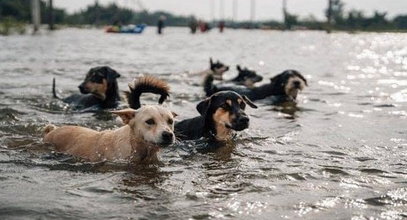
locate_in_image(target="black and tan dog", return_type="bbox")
[204,70,307,103]
[194,58,230,80]
[174,91,257,141]
[221,65,263,88]
[52,66,121,111]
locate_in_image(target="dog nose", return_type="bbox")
[78,84,86,93]
[238,116,249,124]
[293,81,301,87]
[161,131,173,142]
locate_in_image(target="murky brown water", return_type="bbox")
[1,28,407,219]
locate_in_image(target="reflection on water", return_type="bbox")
[0,28,407,219]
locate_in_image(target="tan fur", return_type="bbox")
[195,68,227,81]
[226,99,232,106]
[84,79,108,100]
[43,124,57,135]
[212,108,233,140]
[285,76,306,99]
[243,79,255,88]
[43,106,175,163]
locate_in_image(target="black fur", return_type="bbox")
[228,65,263,86]
[210,57,229,72]
[204,69,307,103]
[52,66,121,111]
[175,91,257,141]
[125,76,170,109]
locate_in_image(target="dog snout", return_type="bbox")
[78,83,87,94]
[161,131,174,144]
[233,115,249,131]
[238,116,249,124]
[293,80,301,88]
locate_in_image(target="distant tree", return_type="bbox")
[393,15,407,29]
[284,12,298,30]
[326,0,345,25]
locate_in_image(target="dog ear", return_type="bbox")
[196,98,211,116]
[294,72,308,86]
[111,108,137,124]
[106,67,120,83]
[172,112,178,118]
[209,57,213,66]
[236,65,242,72]
[242,95,258,109]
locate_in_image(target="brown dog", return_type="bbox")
[43,76,176,163]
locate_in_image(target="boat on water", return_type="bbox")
[105,24,147,34]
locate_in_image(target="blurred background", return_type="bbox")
[1,0,407,34]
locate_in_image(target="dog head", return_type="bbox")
[196,91,257,140]
[231,65,263,87]
[270,70,307,100]
[112,106,177,147]
[210,58,229,80]
[79,66,121,100]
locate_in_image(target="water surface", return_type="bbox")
[0,28,406,219]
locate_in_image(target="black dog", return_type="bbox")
[223,65,263,88]
[175,91,257,141]
[195,58,230,80]
[204,70,307,103]
[53,66,121,110]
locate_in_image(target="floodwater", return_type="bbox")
[1,27,406,219]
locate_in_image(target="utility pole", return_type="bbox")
[210,0,215,22]
[327,0,333,33]
[220,0,225,20]
[250,0,256,28]
[31,0,41,33]
[232,0,238,22]
[48,0,54,30]
[95,0,100,26]
[283,0,287,29]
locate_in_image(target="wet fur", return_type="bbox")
[175,91,257,141]
[217,65,263,88]
[194,58,230,81]
[125,76,170,109]
[52,66,121,111]
[204,70,307,103]
[43,106,176,163]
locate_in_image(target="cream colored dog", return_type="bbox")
[43,76,176,163]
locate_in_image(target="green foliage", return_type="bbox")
[0,17,26,35]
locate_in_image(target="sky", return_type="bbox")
[54,0,407,21]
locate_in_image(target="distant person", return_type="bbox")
[157,15,166,34]
[189,17,198,34]
[199,21,210,33]
[218,21,225,33]
[204,22,211,32]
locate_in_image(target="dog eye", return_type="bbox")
[167,119,173,125]
[145,119,155,125]
[240,103,246,109]
[221,104,229,109]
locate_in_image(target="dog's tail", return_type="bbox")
[52,78,60,99]
[43,124,57,136]
[125,76,170,109]
[203,74,217,97]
